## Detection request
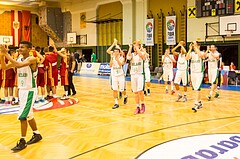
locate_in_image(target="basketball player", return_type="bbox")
[58,48,70,100]
[67,50,77,96]
[162,48,176,94]
[216,52,222,89]
[205,45,220,100]
[106,39,128,108]
[0,62,3,103]
[12,49,20,105]
[2,49,16,105]
[186,41,205,112]
[29,46,45,103]
[35,48,46,103]
[0,41,42,151]
[44,45,58,99]
[142,47,151,96]
[172,41,188,102]
[127,40,146,114]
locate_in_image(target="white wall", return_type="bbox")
[64,0,149,46]
[135,0,148,43]
[187,0,219,42]
[187,0,240,42]
[122,0,133,45]
[66,0,120,46]
[71,9,97,46]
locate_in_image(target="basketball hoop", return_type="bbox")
[225,30,234,37]
[3,37,10,44]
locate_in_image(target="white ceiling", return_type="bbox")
[0,0,81,8]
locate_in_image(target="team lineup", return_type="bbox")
[107,39,221,113]
[0,38,221,152]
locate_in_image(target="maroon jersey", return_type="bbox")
[44,52,58,86]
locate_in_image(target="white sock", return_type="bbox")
[177,90,181,95]
[114,98,118,104]
[33,130,40,134]
[65,91,68,96]
[184,92,187,96]
[210,91,213,96]
[15,97,19,102]
[21,137,26,140]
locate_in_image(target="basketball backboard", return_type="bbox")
[67,32,76,45]
[219,15,240,36]
[0,36,13,45]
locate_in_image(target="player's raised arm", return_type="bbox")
[186,43,193,60]
[127,44,133,60]
[134,44,145,60]
[106,38,118,55]
[172,43,181,56]
[57,48,67,58]
[193,42,204,59]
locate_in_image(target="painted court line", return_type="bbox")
[201,119,240,134]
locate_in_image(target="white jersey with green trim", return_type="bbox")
[144,55,150,69]
[163,55,174,71]
[111,56,124,76]
[190,51,204,73]
[17,57,37,89]
[130,53,144,75]
[207,51,219,70]
[177,53,188,71]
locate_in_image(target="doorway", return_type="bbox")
[201,44,238,67]
[82,49,92,62]
[218,44,238,67]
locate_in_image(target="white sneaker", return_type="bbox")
[60,94,69,100]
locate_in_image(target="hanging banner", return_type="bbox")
[166,16,176,45]
[145,19,154,46]
[22,10,31,41]
[80,12,86,29]
[11,10,22,47]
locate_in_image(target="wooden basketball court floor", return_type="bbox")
[0,75,240,159]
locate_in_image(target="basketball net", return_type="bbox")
[226,30,233,37]
[4,41,10,49]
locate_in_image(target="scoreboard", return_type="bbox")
[196,0,234,17]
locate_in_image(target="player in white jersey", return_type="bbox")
[106,39,128,109]
[186,41,205,112]
[127,40,146,114]
[172,41,188,102]
[0,41,42,151]
[142,47,151,96]
[162,48,176,94]
[204,45,220,100]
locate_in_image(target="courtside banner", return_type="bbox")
[145,19,154,46]
[137,134,240,159]
[80,62,100,75]
[166,16,176,45]
[98,63,129,76]
[123,63,128,76]
[98,63,111,75]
